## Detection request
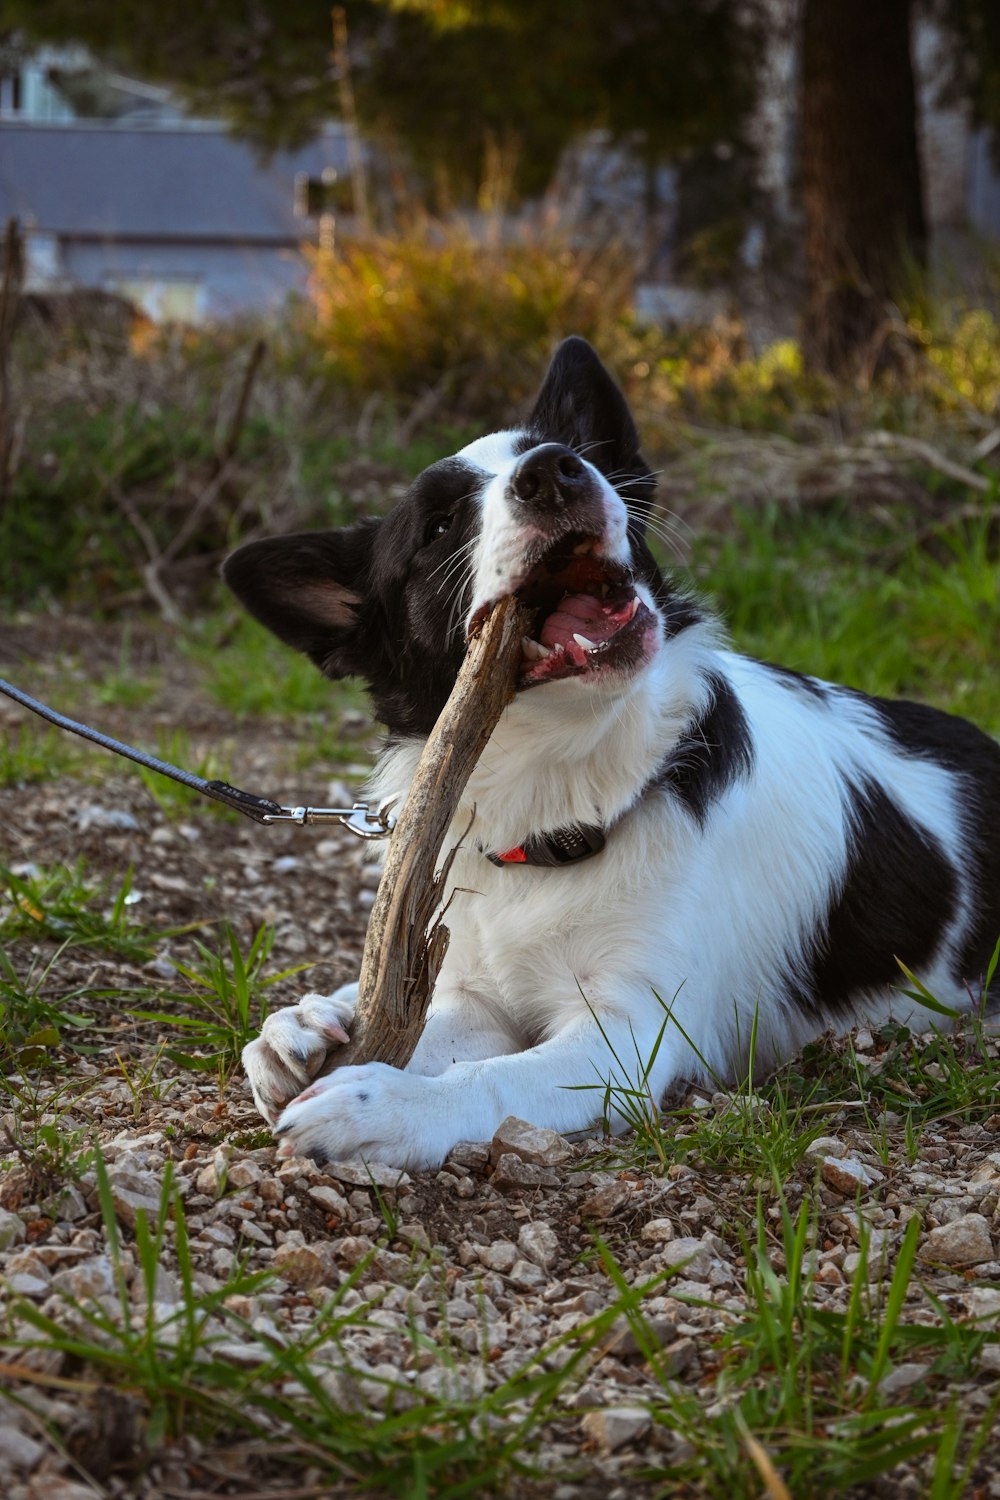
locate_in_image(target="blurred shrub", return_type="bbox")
[622,320,833,436]
[921,308,1000,416]
[6,238,1000,616]
[302,220,636,416]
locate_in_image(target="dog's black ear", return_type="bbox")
[528,337,642,475]
[222,521,380,679]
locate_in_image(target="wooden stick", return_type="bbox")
[337,594,533,1071]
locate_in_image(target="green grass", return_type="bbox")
[129,921,311,1072]
[0,861,161,1060]
[640,1203,1000,1498]
[578,951,1000,1223]
[0,723,85,787]
[0,861,154,959]
[0,1068,99,1195]
[0,941,101,1058]
[684,499,1000,733]
[91,626,161,710]
[183,610,366,724]
[132,727,237,820]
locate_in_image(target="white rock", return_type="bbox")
[416,1363,486,1403]
[0,1423,44,1468]
[640,1218,675,1244]
[518,1221,559,1270]
[195,1163,223,1197]
[272,1243,328,1288]
[214,1340,270,1369]
[804,1136,848,1161]
[308,1184,351,1217]
[478,1241,518,1273]
[489,1116,572,1167]
[820,1156,876,1194]
[508,1258,546,1289]
[323,1159,411,1189]
[50,1256,116,1301]
[29,1479,98,1500]
[659,1237,713,1279]
[394,1222,430,1251]
[76,804,140,833]
[580,1405,652,1453]
[0,1208,26,1249]
[968,1153,1000,1184]
[108,1168,162,1228]
[923,1214,995,1267]
[964,1287,1000,1323]
[878,1362,930,1399]
[44,1184,88,1222]
[227,1160,263,1190]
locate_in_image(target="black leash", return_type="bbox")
[0,676,396,837]
[0,677,610,866]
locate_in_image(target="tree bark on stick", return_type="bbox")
[336,594,533,1071]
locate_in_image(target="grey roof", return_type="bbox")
[0,121,352,242]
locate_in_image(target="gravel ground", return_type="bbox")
[1,620,999,1498]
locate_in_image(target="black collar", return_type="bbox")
[485,823,606,868]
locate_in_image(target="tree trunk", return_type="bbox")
[800,0,926,377]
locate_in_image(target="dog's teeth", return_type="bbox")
[624,596,639,622]
[521,636,552,661]
[572,540,593,556]
[573,632,599,651]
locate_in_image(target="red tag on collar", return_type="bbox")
[496,846,528,863]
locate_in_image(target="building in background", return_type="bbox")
[0,46,354,321]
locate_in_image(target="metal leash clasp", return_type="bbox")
[262,794,399,839]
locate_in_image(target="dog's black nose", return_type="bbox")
[510,444,587,510]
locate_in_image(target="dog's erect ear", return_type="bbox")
[528,337,642,475]
[222,521,380,679]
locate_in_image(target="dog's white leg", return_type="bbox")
[271,990,679,1169]
[242,984,358,1125]
[405,985,523,1075]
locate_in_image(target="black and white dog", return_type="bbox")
[224,338,1000,1169]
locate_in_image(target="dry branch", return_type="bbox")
[337,594,533,1071]
[868,429,992,494]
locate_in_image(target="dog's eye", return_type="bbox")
[426,515,453,543]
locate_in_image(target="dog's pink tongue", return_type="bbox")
[540,592,618,650]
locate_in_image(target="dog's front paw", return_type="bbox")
[272,1063,448,1170]
[242,985,357,1125]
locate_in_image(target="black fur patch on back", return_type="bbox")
[654,672,755,824]
[797,774,959,1015]
[861,694,1000,990]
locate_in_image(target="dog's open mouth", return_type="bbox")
[473,532,657,689]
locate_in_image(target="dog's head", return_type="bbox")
[224,338,683,737]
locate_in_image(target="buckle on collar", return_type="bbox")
[487,823,606,868]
